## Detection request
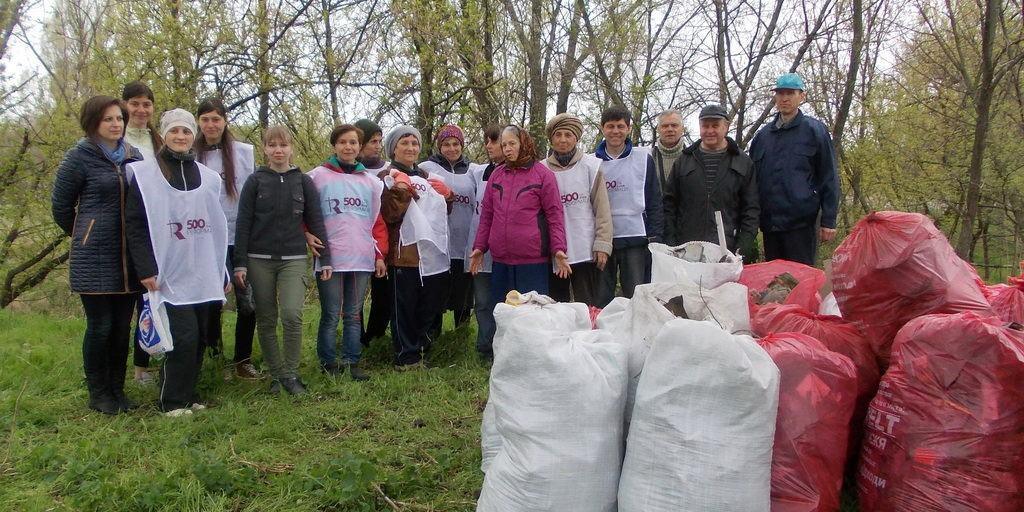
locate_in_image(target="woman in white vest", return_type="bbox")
[544,113,613,306]
[353,118,392,347]
[467,125,502,361]
[121,81,163,386]
[377,125,454,370]
[418,124,479,335]
[194,98,261,381]
[308,124,388,381]
[125,109,230,417]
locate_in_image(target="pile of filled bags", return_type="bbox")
[478,213,1024,512]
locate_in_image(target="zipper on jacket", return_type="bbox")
[81,219,96,245]
[116,163,130,292]
[180,161,187,190]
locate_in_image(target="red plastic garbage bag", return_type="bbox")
[857,312,1024,512]
[752,304,880,468]
[987,277,1024,324]
[831,211,991,366]
[740,260,826,316]
[758,333,858,512]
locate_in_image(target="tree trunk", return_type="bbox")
[956,0,999,258]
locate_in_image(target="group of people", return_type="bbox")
[51,72,838,417]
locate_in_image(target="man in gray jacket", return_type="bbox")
[663,105,759,258]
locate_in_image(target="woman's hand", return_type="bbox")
[469,249,484,275]
[374,259,387,278]
[593,251,609,271]
[554,251,572,279]
[320,267,333,281]
[234,270,247,288]
[305,232,325,257]
[141,276,159,292]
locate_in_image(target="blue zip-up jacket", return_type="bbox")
[749,110,839,232]
[594,138,663,249]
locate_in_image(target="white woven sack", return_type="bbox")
[618,319,779,512]
[649,241,743,288]
[478,316,628,512]
[595,281,752,423]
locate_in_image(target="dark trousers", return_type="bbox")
[390,266,449,365]
[549,261,601,305]
[429,262,475,337]
[490,261,551,305]
[206,245,257,363]
[473,273,496,356]
[159,302,211,412]
[80,294,136,397]
[132,295,150,368]
[363,273,392,344]
[597,244,650,307]
[763,224,818,266]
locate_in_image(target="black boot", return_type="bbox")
[108,365,138,412]
[85,372,119,415]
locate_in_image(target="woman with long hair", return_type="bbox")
[52,95,144,415]
[194,98,261,380]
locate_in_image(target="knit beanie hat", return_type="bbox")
[354,118,382,146]
[160,109,197,139]
[435,124,465,147]
[545,113,583,142]
[384,125,422,160]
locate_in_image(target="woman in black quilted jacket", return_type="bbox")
[51,95,144,415]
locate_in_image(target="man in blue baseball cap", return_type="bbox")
[749,72,839,265]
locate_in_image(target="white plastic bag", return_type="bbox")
[478,303,628,512]
[649,241,742,288]
[819,292,842,317]
[135,291,173,355]
[596,281,752,423]
[618,319,779,512]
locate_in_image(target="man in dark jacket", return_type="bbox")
[663,105,759,257]
[749,73,839,265]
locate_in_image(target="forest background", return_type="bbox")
[0,0,1022,310]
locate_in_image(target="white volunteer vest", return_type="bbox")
[466,164,493,273]
[131,160,228,307]
[599,146,649,238]
[419,160,477,260]
[554,155,601,265]
[201,142,255,244]
[308,166,384,273]
[361,161,390,175]
[399,173,451,277]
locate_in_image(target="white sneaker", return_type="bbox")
[190,403,207,411]
[164,408,193,417]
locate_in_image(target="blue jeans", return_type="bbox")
[490,262,551,305]
[316,271,371,366]
[597,244,650,307]
[473,273,496,356]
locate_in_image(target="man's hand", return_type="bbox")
[374,259,387,278]
[469,249,484,275]
[819,227,837,243]
[234,270,247,288]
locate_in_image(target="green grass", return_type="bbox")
[0,307,863,511]
[0,307,488,511]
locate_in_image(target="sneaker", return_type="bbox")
[134,368,156,386]
[269,379,283,395]
[346,363,370,381]
[190,403,207,411]
[164,408,193,417]
[280,377,307,396]
[235,362,264,380]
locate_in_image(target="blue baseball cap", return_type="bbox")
[772,73,805,91]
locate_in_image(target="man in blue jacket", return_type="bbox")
[749,73,839,265]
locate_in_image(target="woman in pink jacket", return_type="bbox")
[470,125,570,303]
